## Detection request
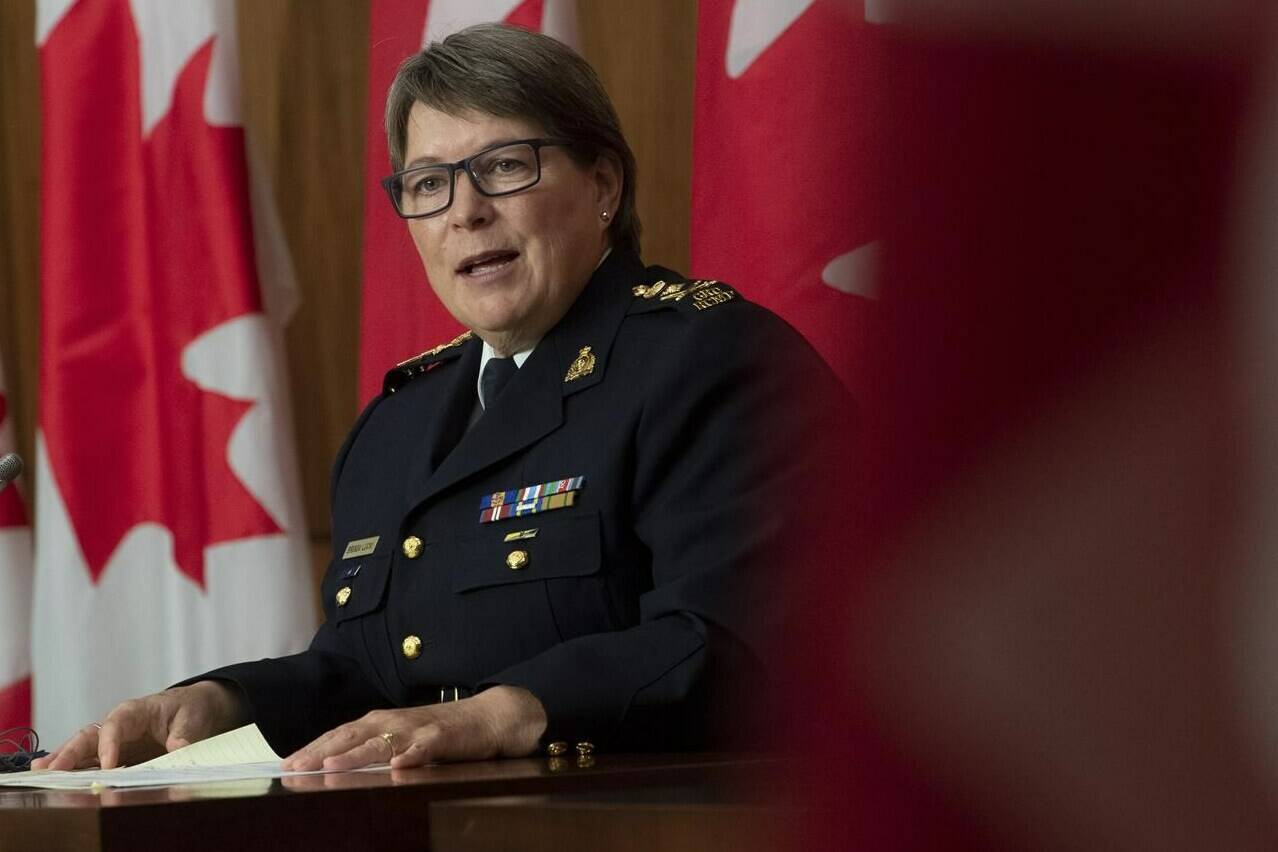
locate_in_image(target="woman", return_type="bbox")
[35,23,840,772]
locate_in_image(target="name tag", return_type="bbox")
[342,536,379,559]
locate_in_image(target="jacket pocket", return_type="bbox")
[323,552,392,623]
[450,511,601,593]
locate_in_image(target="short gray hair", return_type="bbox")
[385,23,641,255]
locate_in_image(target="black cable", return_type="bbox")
[0,726,47,772]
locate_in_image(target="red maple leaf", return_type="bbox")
[40,0,280,588]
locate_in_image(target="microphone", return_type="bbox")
[0,453,23,492]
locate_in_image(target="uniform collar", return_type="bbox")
[477,342,536,407]
[404,247,647,513]
[543,246,644,398]
[472,246,615,399]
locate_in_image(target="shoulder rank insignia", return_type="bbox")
[631,279,737,312]
[395,330,474,368]
[383,330,474,394]
[564,346,596,382]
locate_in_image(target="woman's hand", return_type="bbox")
[29,680,248,770]
[279,685,547,771]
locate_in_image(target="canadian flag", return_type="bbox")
[0,359,33,732]
[357,0,577,402]
[33,0,314,742]
[692,0,884,397]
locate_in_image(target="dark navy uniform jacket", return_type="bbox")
[201,249,842,756]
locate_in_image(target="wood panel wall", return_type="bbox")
[0,0,40,481]
[235,0,372,574]
[0,0,696,583]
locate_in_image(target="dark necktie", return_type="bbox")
[479,357,517,410]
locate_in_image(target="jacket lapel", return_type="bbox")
[399,337,481,508]
[410,334,564,511]
[404,250,648,514]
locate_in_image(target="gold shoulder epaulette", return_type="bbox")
[384,330,474,394]
[630,278,738,313]
[395,330,474,368]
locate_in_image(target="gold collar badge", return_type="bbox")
[564,346,596,382]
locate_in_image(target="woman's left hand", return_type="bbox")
[279,685,547,771]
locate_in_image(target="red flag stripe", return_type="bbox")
[0,677,31,732]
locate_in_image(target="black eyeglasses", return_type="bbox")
[381,137,571,219]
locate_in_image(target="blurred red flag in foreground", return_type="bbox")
[782,3,1278,850]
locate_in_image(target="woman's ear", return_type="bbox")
[592,151,623,220]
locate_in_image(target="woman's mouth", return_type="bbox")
[457,250,520,277]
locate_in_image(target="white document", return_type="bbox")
[0,761,292,790]
[133,722,278,767]
[0,724,386,789]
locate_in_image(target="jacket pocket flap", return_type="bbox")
[325,552,392,621]
[451,512,601,593]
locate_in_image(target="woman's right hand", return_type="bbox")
[28,680,248,770]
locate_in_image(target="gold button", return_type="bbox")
[576,755,596,769]
[546,741,568,757]
[401,635,422,659]
[575,741,595,756]
[506,549,529,570]
[335,586,352,607]
[402,536,423,559]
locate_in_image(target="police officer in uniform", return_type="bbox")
[35,23,843,772]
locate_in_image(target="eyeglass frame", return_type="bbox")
[380,137,574,220]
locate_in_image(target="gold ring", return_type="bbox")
[380,731,396,758]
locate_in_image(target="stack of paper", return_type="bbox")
[0,724,366,790]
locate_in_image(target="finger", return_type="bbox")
[163,703,200,753]
[98,716,136,769]
[39,748,79,772]
[40,726,102,771]
[29,746,64,770]
[394,718,490,766]
[99,702,155,769]
[280,728,335,769]
[389,739,438,769]
[30,748,68,771]
[282,725,365,771]
[385,721,453,768]
[281,734,338,771]
[321,737,394,771]
[281,706,404,770]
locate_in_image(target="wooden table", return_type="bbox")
[0,754,779,852]
[429,787,795,852]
